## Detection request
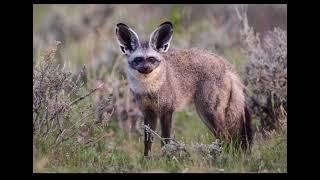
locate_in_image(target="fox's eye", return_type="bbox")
[132,57,144,66]
[147,57,158,63]
[134,57,144,63]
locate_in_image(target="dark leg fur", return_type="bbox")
[160,111,173,147]
[144,110,157,157]
[240,106,253,151]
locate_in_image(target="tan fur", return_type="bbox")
[128,47,246,139]
[116,22,252,154]
[126,60,165,93]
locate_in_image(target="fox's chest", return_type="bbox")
[127,79,161,94]
[131,89,174,113]
[126,66,165,94]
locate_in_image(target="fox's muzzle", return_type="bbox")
[137,66,154,74]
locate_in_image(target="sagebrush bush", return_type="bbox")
[33,41,112,150]
[191,139,223,160]
[242,26,287,131]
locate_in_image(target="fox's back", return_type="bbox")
[162,48,238,110]
[164,48,233,79]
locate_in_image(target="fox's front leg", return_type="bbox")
[160,110,173,147]
[144,110,157,157]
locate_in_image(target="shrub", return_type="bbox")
[236,5,287,131]
[33,41,112,149]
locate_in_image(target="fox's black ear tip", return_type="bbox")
[117,23,128,28]
[160,21,173,28]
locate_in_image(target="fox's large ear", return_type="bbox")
[149,21,173,52]
[116,23,140,55]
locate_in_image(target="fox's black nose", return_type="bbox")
[138,66,153,74]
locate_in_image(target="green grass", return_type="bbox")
[33,106,287,173]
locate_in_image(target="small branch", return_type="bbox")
[54,103,110,146]
[234,5,243,21]
[69,83,104,106]
[144,125,179,144]
[47,83,104,124]
[75,65,86,85]
[55,129,67,143]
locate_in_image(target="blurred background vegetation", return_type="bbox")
[33,4,287,173]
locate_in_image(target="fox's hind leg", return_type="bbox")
[239,106,253,151]
[194,81,231,141]
[194,79,252,151]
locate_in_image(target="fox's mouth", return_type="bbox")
[137,68,153,74]
[129,63,159,75]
